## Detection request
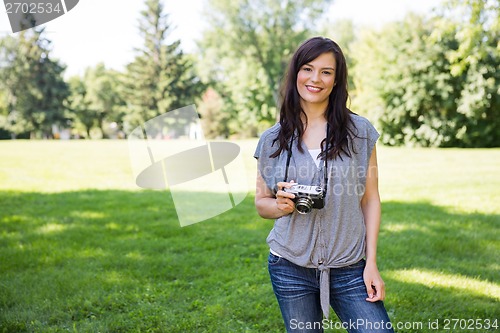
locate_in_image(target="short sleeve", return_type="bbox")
[254,135,264,159]
[254,124,280,160]
[350,115,380,188]
[365,119,380,156]
[253,124,281,192]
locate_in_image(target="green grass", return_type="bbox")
[0,140,499,333]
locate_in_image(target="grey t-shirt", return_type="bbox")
[254,113,380,317]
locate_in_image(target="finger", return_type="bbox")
[277,181,295,190]
[277,205,294,214]
[276,190,295,199]
[276,199,295,213]
[375,280,385,301]
[366,281,385,302]
[365,281,375,302]
[276,197,295,207]
[368,288,382,302]
[276,182,287,190]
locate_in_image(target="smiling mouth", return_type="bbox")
[306,85,322,92]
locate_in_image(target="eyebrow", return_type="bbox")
[303,63,335,71]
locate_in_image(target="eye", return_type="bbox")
[322,70,333,75]
[302,66,312,72]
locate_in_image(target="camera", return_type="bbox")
[284,184,325,214]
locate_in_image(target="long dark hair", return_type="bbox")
[271,36,356,160]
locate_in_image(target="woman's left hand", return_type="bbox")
[363,261,386,302]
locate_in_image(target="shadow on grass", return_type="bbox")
[379,201,499,281]
[0,190,280,333]
[0,191,498,332]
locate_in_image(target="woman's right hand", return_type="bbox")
[255,173,296,219]
[275,181,296,215]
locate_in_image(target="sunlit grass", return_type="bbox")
[0,140,135,192]
[0,140,499,332]
[386,269,500,301]
[377,147,500,214]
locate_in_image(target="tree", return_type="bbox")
[0,88,23,139]
[321,19,357,98]
[66,64,126,138]
[351,1,499,147]
[0,28,69,138]
[352,15,463,146]
[84,64,125,138]
[198,88,229,139]
[66,76,96,138]
[197,0,333,136]
[124,0,203,131]
[435,0,500,146]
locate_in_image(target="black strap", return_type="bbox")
[283,133,294,183]
[283,124,330,193]
[323,124,330,191]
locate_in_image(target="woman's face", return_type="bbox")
[296,52,336,109]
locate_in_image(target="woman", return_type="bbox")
[254,37,394,333]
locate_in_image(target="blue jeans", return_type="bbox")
[268,253,394,333]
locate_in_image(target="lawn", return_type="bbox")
[0,140,499,333]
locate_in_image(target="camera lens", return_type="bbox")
[295,197,313,214]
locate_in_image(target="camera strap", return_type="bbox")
[283,133,294,183]
[283,124,330,193]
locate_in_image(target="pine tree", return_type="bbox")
[0,28,69,138]
[124,0,203,130]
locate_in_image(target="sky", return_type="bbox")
[0,0,440,78]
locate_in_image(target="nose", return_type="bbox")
[311,70,320,82]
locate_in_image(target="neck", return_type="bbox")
[300,101,328,126]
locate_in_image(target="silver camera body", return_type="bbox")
[284,184,325,214]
